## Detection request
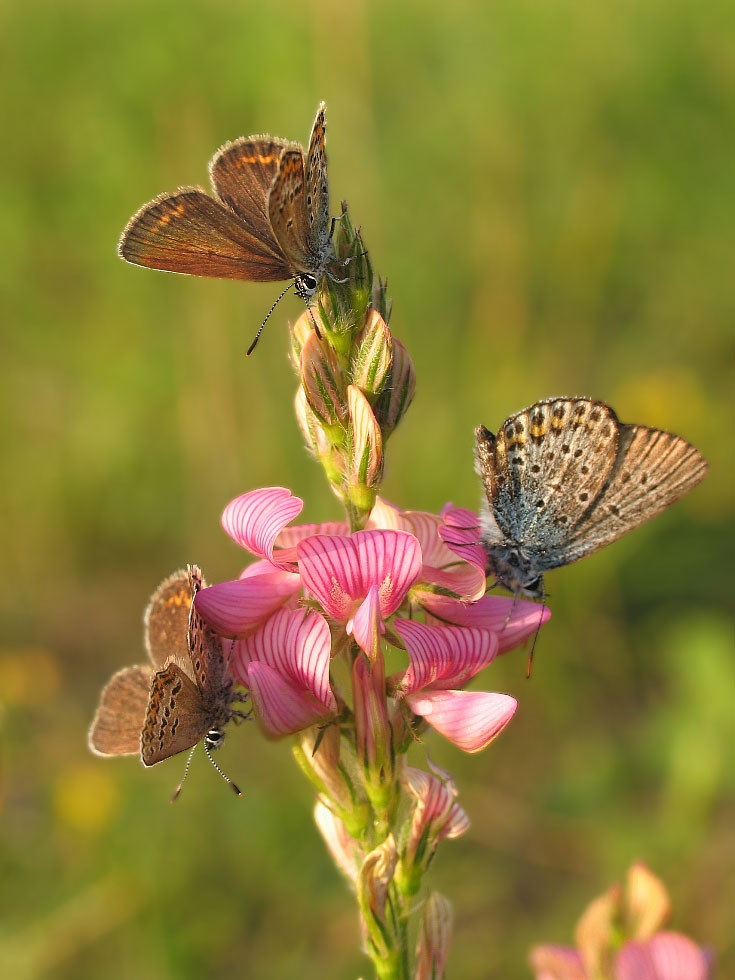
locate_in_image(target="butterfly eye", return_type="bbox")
[297,273,318,297]
[524,576,543,597]
[205,729,225,750]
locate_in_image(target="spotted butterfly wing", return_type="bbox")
[561,423,709,565]
[304,102,331,256]
[140,661,213,767]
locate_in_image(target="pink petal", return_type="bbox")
[276,520,350,563]
[529,945,588,980]
[371,499,467,571]
[247,661,334,738]
[297,530,422,621]
[419,563,487,602]
[439,506,488,570]
[394,618,498,694]
[349,584,385,659]
[406,690,517,752]
[194,571,301,637]
[616,934,712,980]
[233,608,336,711]
[222,488,303,569]
[421,593,551,654]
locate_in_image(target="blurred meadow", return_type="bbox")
[1,0,734,976]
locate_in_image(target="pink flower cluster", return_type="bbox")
[195,487,550,750]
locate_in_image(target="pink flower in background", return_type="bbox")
[394,618,516,752]
[531,864,713,980]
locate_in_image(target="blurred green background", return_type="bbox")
[2,0,733,976]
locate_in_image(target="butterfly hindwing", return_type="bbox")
[304,102,331,255]
[88,665,153,757]
[144,568,195,669]
[208,136,293,253]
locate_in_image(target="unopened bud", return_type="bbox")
[300,330,348,433]
[346,385,383,512]
[351,310,393,398]
[373,338,415,438]
[357,835,399,962]
[416,893,453,980]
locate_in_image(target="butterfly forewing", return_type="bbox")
[88,665,153,756]
[560,424,709,564]
[209,136,292,248]
[488,398,619,548]
[268,149,318,275]
[119,188,290,281]
[304,102,330,254]
[141,662,211,766]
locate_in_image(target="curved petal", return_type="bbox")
[529,945,587,980]
[421,593,551,654]
[222,488,303,569]
[418,563,487,602]
[276,520,350,564]
[247,661,335,738]
[406,690,517,752]
[439,506,487,571]
[616,934,712,980]
[349,584,385,659]
[394,618,498,693]
[194,571,301,637]
[233,608,336,711]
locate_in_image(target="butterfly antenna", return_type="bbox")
[525,589,548,679]
[246,282,294,356]
[204,741,242,797]
[170,745,197,803]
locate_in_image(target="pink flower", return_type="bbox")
[231,607,336,738]
[530,934,712,980]
[393,618,516,752]
[297,529,422,656]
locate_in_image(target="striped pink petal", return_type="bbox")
[418,563,487,602]
[233,608,336,712]
[616,934,712,980]
[194,571,301,637]
[529,946,587,980]
[246,662,334,738]
[405,690,517,752]
[297,530,422,621]
[222,488,303,569]
[349,584,384,659]
[275,520,350,564]
[439,506,487,570]
[421,593,551,654]
[394,618,498,694]
[404,767,470,841]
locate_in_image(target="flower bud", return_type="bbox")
[624,862,671,940]
[416,892,453,980]
[289,310,314,371]
[346,385,384,513]
[351,310,393,398]
[373,338,416,438]
[353,654,395,812]
[300,330,348,436]
[294,389,345,487]
[357,835,399,963]
[314,800,364,886]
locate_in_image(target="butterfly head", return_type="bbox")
[486,545,545,599]
[295,272,319,299]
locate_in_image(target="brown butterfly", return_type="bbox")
[119,103,334,346]
[475,397,708,598]
[89,565,245,793]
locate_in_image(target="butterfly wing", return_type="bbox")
[559,423,708,564]
[144,567,196,670]
[268,148,319,276]
[187,567,233,723]
[140,661,210,766]
[304,103,331,255]
[119,187,291,281]
[208,135,293,255]
[88,665,153,756]
[480,398,620,562]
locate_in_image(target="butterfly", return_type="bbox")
[89,565,245,791]
[119,103,334,308]
[474,397,708,598]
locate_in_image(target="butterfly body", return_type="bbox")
[474,397,708,598]
[89,566,240,767]
[119,104,333,300]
